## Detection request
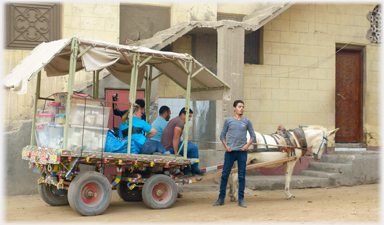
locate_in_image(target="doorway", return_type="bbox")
[335,48,363,143]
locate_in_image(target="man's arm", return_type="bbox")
[173,127,182,155]
[220,119,231,152]
[222,140,232,152]
[241,119,256,151]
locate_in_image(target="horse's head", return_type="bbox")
[303,126,339,161]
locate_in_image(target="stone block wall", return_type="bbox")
[243,3,381,146]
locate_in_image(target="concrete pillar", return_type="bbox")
[216,26,245,149]
[191,33,217,149]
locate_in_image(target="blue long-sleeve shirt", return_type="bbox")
[220,116,256,151]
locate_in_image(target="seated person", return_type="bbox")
[151,105,171,142]
[119,104,169,155]
[161,107,205,175]
[113,94,146,120]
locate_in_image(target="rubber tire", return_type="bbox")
[142,174,177,209]
[117,182,143,202]
[68,171,112,216]
[38,184,69,206]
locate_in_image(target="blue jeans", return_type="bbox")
[219,151,247,200]
[140,138,167,154]
[169,142,199,170]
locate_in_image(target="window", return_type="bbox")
[120,4,170,44]
[244,28,263,64]
[5,3,61,49]
[366,4,381,44]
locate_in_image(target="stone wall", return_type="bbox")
[243,3,381,146]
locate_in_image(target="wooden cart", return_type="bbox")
[9,37,296,216]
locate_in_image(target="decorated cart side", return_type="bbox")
[4,37,233,216]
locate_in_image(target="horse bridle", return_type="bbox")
[312,132,328,159]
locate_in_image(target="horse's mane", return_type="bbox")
[301,125,327,132]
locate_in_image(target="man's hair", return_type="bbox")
[159,105,170,115]
[233,100,244,107]
[179,107,193,116]
[135,99,145,108]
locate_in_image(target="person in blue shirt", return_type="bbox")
[151,106,171,142]
[119,104,169,155]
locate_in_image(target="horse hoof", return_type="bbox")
[230,199,237,202]
[287,196,295,200]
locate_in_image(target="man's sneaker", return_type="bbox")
[163,151,171,154]
[213,199,225,206]
[238,199,247,208]
[192,168,205,175]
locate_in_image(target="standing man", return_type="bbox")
[161,107,205,175]
[151,106,171,142]
[213,100,256,208]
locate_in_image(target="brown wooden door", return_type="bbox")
[335,49,363,143]
[105,90,145,130]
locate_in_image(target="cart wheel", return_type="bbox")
[38,184,69,206]
[117,182,143,202]
[142,174,177,209]
[68,171,112,216]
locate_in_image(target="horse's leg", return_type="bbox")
[284,160,297,200]
[228,161,238,202]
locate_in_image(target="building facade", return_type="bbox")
[3,2,381,149]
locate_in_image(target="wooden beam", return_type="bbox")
[189,157,296,182]
[55,51,72,57]
[150,72,164,81]
[191,66,205,78]
[139,56,153,67]
[76,45,92,59]
[119,49,134,67]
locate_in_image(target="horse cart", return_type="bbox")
[6,37,336,216]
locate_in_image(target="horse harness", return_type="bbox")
[250,125,308,160]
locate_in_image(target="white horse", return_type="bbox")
[228,125,339,201]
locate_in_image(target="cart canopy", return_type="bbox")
[3,37,230,100]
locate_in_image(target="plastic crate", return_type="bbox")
[48,124,64,149]
[37,113,54,123]
[67,125,109,152]
[47,102,61,114]
[53,92,100,106]
[54,114,66,125]
[58,106,65,114]
[69,104,110,127]
[36,122,50,147]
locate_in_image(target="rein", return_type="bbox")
[313,132,328,157]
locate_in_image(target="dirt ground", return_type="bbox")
[3,183,380,224]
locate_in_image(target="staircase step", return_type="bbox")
[246,175,330,190]
[308,162,352,173]
[299,169,341,179]
[321,155,355,164]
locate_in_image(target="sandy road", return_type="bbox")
[4,183,380,224]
